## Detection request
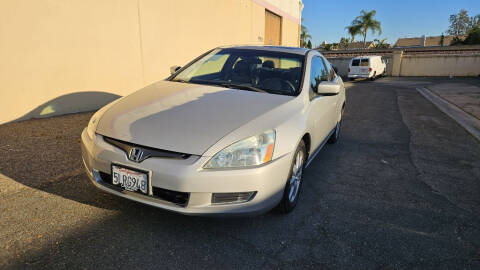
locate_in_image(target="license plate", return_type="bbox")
[112,165,149,194]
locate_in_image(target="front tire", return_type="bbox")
[278,141,306,214]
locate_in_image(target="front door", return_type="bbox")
[265,10,281,45]
[307,56,339,150]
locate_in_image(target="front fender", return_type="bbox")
[201,98,306,160]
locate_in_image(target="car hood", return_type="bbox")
[96,80,292,155]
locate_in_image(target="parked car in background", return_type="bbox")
[81,46,346,216]
[348,55,386,81]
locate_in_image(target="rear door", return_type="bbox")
[359,58,370,75]
[349,58,369,75]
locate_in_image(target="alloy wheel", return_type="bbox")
[288,151,304,203]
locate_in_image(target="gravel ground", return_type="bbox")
[0,112,92,188]
[1,77,479,269]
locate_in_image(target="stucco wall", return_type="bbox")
[282,18,300,47]
[327,58,350,78]
[327,56,393,78]
[326,53,479,78]
[0,0,301,124]
[400,54,480,77]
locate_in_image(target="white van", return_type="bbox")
[348,56,386,81]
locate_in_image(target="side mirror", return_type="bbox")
[316,81,340,95]
[332,65,338,73]
[170,65,181,75]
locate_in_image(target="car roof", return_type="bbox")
[218,45,311,55]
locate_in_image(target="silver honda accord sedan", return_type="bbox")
[81,46,345,216]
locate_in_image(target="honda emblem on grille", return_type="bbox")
[128,148,143,162]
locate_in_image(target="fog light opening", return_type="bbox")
[211,192,257,205]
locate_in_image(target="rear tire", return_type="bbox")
[370,72,376,81]
[277,141,306,214]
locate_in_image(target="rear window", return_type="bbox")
[351,59,360,66]
[360,59,369,66]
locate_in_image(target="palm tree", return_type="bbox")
[349,10,382,49]
[300,25,312,48]
[346,24,361,43]
[373,38,390,48]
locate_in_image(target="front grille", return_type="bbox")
[97,172,189,207]
[103,136,191,163]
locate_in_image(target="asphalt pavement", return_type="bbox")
[1,77,479,269]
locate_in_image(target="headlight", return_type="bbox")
[204,130,275,169]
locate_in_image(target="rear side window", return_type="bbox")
[360,59,369,66]
[351,59,360,66]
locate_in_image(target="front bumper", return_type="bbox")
[80,129,293,216]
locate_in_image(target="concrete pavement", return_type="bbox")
[1,77,479,269]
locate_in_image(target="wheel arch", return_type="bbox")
[300,133,311,159]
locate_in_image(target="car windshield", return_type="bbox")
[170,48,305,96]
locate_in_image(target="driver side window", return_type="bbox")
[310,56,328,92]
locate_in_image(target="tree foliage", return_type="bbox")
[347,10,382,49]
[373,38,390,48]
[345,25,361,43]
[339,37,350,49]
[447,9,480,45]
[447,9,480,36]
[470,15,480,29]
[300,25,312,48]
[459,27,480,45]
[324,43,339,51]
[306,40,312,49]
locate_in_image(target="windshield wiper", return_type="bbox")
[172,79,222,86]
[172,79,268,94]
[220,83,268,93]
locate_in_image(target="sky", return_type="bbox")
[301,0,480,46]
